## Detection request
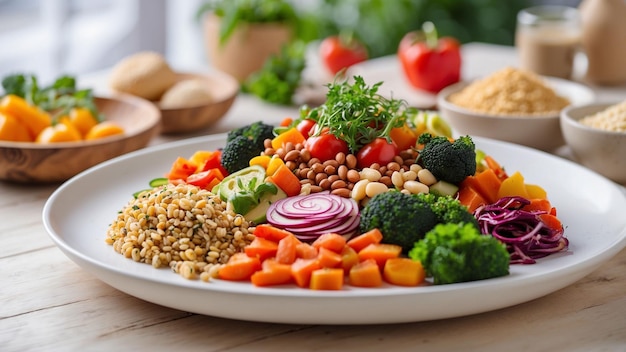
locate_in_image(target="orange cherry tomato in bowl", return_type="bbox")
[356,138,399,169]
[305,132,349,162]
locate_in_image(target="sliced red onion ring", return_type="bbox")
[266,191,360,241]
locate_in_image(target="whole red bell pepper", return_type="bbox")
[398,22,461,93]
[320,34,369,75]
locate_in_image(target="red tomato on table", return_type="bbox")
[398,22,461,93]
[320,35,368,75]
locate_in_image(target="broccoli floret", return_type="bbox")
[226,121,275,149]
[221,135,263,174]
[417,133,477,185]
[359,191,437,253]
[412,193,478,228]
[431,195,479,229]
[409,223,509,284]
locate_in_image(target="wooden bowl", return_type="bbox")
[157,71,239,134]
[0,95,160,183]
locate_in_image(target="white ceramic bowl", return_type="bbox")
[437,77,595,152]
[560,103,626,184]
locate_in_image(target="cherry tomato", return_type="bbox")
[356,138,399,169]
[305,132,349,162]
[320,35,368,75]
[296,119,317,139]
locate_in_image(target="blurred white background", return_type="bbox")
[0,0,207,84]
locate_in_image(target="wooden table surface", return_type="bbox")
[2,43,626,351]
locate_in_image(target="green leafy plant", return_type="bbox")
[242,40,306,105]
[196,0,299,45]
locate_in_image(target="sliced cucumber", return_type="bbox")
[429,180,459,197]
[214,165,266,201]
[149,177,169,187]
[243,187,287,224]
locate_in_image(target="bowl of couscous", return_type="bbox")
[437,67,595,152]
[560,102,626,184]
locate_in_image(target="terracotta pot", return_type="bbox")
[202,13,293,82]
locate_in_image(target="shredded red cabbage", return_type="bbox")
[474,196,568,264]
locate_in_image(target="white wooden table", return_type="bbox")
[2,43,626,351]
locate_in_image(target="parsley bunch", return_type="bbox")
[305,76,409,153]
[242,40,306,105]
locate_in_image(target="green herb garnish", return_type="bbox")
[305,76,411,153]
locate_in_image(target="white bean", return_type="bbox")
[365,181,389,198]
[409,164,423,173]
[403,180,430,194]
[351,179,369,201]
[391,171,404,188]
[360,167,382,182]
[402,170,418,182]
[417,169,437,186]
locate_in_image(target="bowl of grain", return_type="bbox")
[560,101,626,184]
[437,67,595,152]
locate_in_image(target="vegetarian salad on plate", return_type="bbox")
[105,76,568,290]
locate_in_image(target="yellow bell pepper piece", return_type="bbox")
[249,155,271,170]
[266,156,285,177]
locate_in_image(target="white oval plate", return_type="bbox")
[43,134,626,325]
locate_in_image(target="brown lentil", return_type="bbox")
[337,165,348,180]
[105,183,254,281]
[331,179,347,190]
[346,169,360,183]
[335,152,346,165]
[345,154,358,169]
[331,188,351,197]
[284,150,300,161]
